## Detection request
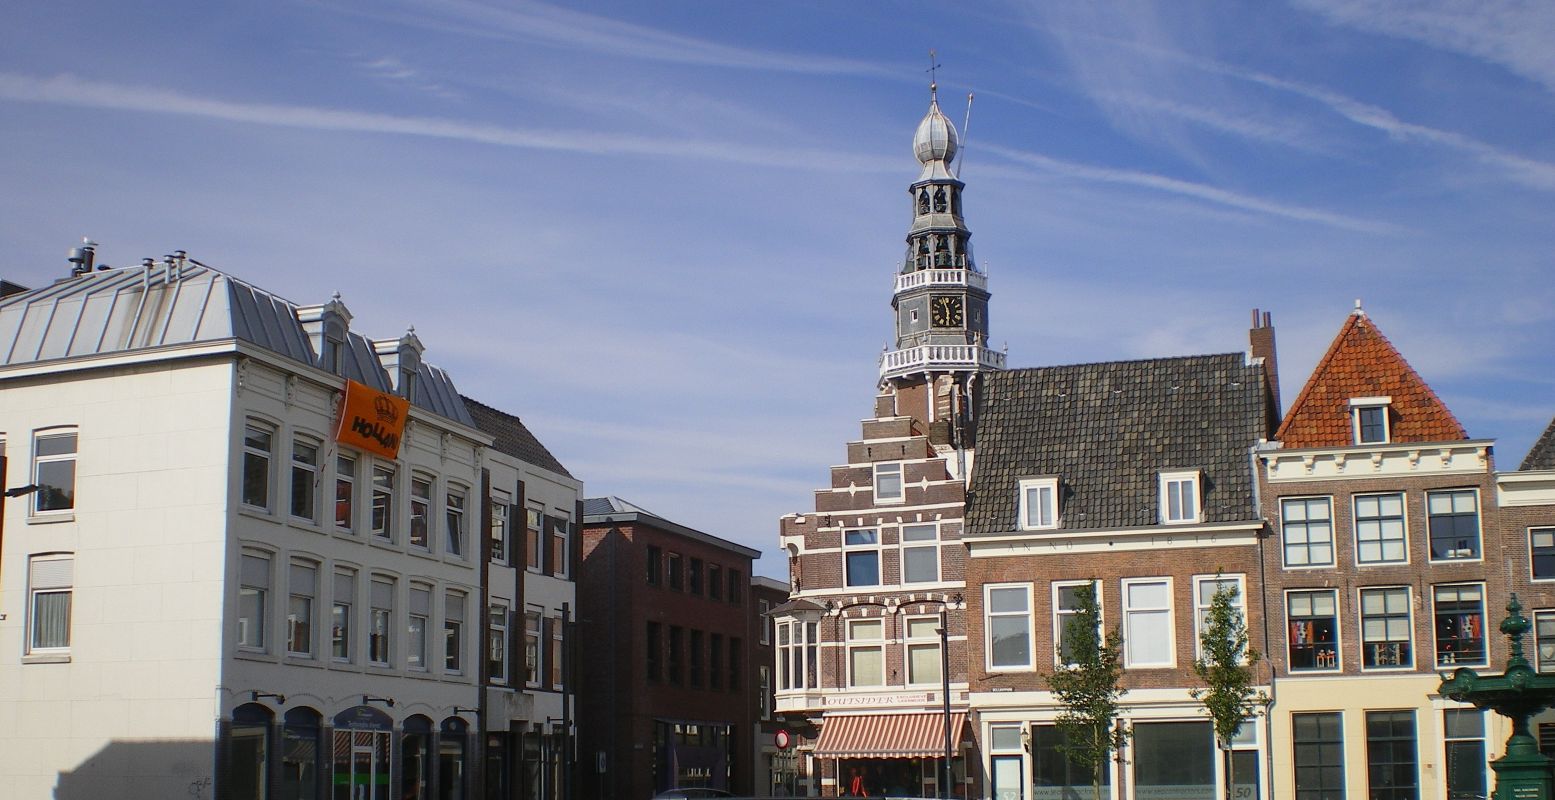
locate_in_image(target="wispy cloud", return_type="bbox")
[981,142,1398,233]
[0,72,897,173]
[1293,0,1555,93]
[326,0,899,78]
[354,55,459,100]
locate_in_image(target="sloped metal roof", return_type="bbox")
[0,261,471,426]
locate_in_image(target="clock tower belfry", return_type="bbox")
[879,82,1004,447]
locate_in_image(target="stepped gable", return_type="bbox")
[1275,311,1466,448]
[462,394,572,478]
[966,352,1266,535]
[1523,414,1555,470]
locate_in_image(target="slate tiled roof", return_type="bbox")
[1523,414,1555,470]
[966,353,1267,535]
[463,395,572,478]
[1276,311,1466,448]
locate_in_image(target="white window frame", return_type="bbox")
[1359,586,1413,670]
[238,550,272,653]
[1354,492,1409,565]
[1350,396,1392,445]
[1193,574,1246,660]
[1053,579,1101,667]
[873,462,905,504]
[408,583,431,672]
[1280,496,1335,568]
[240,421,274,513]
[368,576,395,667]
[334,452,357,533]
[846,618,885,687]
[900,522,940,584]
[26,553,74,654]
[288,435,321,523]
[409,474,433,550]
[1533,528,1555,583]
[758,599,771,645]
[550,612,564,690]
[490,490,511,566]
[842,528,882,588]
[1019,477,1059,530]
[1286,588,1341,672]
[1433,583,1487,668]
[524,609,543,687]
[1159,470,1201,525]
[31,427,78,516]
[526,507,543,573]
[1427,488,1482,563]
[286,560,318,658]
[550,515,569,576]
[489,600,509,685]
[1123,577,1175,668]
[1534,610,1555,673]
[985,583,1035,671]
[904,615,942,686]
[445,590,466,674]
[331,568,355,663]
[446,487,469,559]
[370,464,396,542]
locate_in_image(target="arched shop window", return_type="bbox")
[402,715,434,800]
[280,706,322,800]
[228,703,273,800]
[332,706,393,800]
[439,717,469,800]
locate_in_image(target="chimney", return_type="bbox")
[1249,309,1280,426]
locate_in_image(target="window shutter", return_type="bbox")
[241,554,269,587]
[410,586,431,617]
[334,571,355,603]
[542,616,555,688]
[371,579,393,609]
[542,515,558,576]
[290,563,316,594]
[30,556,74,589]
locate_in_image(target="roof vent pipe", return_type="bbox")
[66,238,97,276]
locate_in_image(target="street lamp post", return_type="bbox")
[938,608,951,800]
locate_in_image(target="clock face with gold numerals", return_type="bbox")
[930,295,964,327]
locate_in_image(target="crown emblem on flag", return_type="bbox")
[373,395,399,423]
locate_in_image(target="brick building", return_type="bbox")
[577,497,759,800]
[752,575,795,796]
[962,341,1276,800]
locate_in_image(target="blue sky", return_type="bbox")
[3,1,1553,578]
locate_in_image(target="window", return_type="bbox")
[1292,712,1345,800]
[1194,574,1245,659]
[759,666,771,718]
[1054,580,1100,665]
[332,569,354,662]
[550,516,568,575]
[847,619,884,686]
[1533,529,1555,580]
[668,553,684,590]
[776,622,792,689]
[689,558,704,596]
[369,577,394,666]
[1361,587,1412,668]
[27,554,73,652]
[446,488,468,558]
[1434,584,1486,666]
[905,616,942,685]
[1124,578,1174,667]
[488,600,506,681]
[669,626,684,685]
[730,637,742,690]
[1352,398,1391,444]
[1019,477,1058,530]
[986,584,1033,669]
[1030,724,1110,797]
[776,620,818,691]
[1537,611,1555,673]
[408,584,430,671]
[843,528,881,587]
[32,430,78,513]
[1134,721,1214,800]
[1282,497,1334,567]
[708,564,722,600]
[525,611,542,687]
[287,562,317,657]
[1444,709,1486,800]
[409,477,432,549]
[241,423,272,511]
[370,465,395,541]
[334,453,357,531]
[874,462,904,503]
[526,508,542,571]
[1428,490,1480,561]
[901,523,939,584]
[289,437,319,521]
[690,630,704,687]
[646,621,662,682]
[239,552,270,651]
[1365,710,1418,800]
[728,569,743,605]
[445,591,465,674]
[491,490,510,565]
[646,545,662,585]
[759,600,771,645]
[1287,590,1340,671]
[710,632,724,690]
[550,614,564,690]
[1159,470,1200,524]
[1355,493,1407,564]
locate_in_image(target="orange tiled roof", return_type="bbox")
[1276,311,1467,448]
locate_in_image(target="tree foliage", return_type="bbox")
[1191,579,1268,750]
[1046,582,1130,800]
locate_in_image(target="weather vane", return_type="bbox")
[927,49,941,93]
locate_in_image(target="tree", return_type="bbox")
[1046,582,1130,800]
[1190,578,1268,799]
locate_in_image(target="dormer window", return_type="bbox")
[1350,397,1392,444]
[322,320,346,374]
[1160,470,1201,525]
[1019,477,1059,530]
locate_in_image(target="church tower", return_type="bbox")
[879,82,1004,447]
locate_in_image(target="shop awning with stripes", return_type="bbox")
[811,712,966,759]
